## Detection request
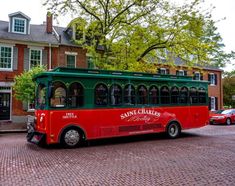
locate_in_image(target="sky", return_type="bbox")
[0,0,234,72]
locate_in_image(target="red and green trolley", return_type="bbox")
[27,67,209,147]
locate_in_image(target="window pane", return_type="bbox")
[190,87,198,104]
[180,87,188,104]
[171,87,179,104]
[0,46,12,69]
[68,83,84,107]
[95,84,108,105]
[110,84,122,105]
[160,86,170,104]
[149,86,158,104]
[138,85,148,104]
[198,88,206,103]
[67,55,76,68]
[50,82,67,107]
[124,84,135,105]
[14,18,25,33]
[30,49,41,69]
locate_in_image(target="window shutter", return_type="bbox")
[215,97,218,110]
[157,68,161,74]
[200,73,203,80]
[176,70,179,75]
[184,71,187,76]
[209,97,211,110]
[166,69,170,75]
[24,48,29,70]
[13,47,18,70]
[193,72,196,80]
[208,74,211,81]
[42,49,48,67]
[215,74,217,85]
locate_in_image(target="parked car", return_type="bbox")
[209,109,235,125]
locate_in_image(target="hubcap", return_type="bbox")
[227,119,231,125]
[169,124,178,137]
[64,130,80,146]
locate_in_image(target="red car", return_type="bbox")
[209,109,235,125]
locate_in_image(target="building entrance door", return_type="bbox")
[0,93,10,120]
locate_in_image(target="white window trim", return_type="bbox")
[0,45,13,71]
[210,96,216,111]
[29,48,42,70]
[12,17,27,34]
[160,68,166,75]
[178,70,184,76]
[194,71,201,81]
[66,54,77,68]
[65,51,78,56]
[209,73,215,86]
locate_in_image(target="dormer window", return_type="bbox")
[8,11,31,35]
[12,17,26,34]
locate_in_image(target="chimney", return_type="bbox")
[46,12,53,34]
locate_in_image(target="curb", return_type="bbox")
[0,129,27,134]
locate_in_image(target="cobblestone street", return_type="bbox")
[1,125,235,186]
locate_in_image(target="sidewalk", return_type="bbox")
[0,121,27,133]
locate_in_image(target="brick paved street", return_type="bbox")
[1,125,235,186]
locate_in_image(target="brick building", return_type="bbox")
[0,11,223,123]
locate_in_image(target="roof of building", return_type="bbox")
[8,11,31,20]
[0,20,59,45]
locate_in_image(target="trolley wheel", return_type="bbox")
[61,128,82,148]
[226,118,231,125]
[166,122,181,139]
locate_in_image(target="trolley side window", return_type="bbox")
[50,81,67,108]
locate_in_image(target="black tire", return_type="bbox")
[61,128,82,148]
[166,122,181,139]
[226,118,231,125]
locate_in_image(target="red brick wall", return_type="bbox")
[157,65,223,110]
[56,46,87,68]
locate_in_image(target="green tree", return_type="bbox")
[44,0,234,71]
[223,71,235,108]
[13,66,46,103]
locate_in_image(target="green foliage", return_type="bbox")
[44,0,235,71]
[223,71,235,108]
[13,66,46,102]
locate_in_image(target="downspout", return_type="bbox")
[49,43,52,70]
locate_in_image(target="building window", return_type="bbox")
[12,17,26,34]
[86,56,95,69]
[176,70,186,76]
[157,68,169,75]
[208,73,217,85]
[194,72,201,80]
[160,68,166,75]
[210,97,216,111]
[0,46,13,70]
[29,49,42,69]
[67,55,76,68]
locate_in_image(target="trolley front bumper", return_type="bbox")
[26,116,45,145]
